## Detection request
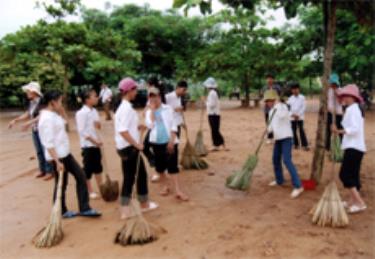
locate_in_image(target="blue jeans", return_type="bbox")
[32,130,53,174]
[272,137,302,188]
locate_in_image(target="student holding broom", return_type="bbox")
[264,90,304,199]
[115,77,158,220]
[38,90,102,218]
[145,87,189,201]
[287,82,310,151]
[75,89,103,200]
[203,77,228,152]
[332,84,367,213]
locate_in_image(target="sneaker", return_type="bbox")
[89,192,99,199]
[348,204,367,214]
[290,188,304,199]
[268,181,278,187]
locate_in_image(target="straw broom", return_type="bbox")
[33,170,64,248]
[194,103,208,156]
[181,114,208,170]
[115,132,165,246]
[226,109,276,191]
[311,97,349,227]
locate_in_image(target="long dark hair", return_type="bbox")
[40,90,63,107]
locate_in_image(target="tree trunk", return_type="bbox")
[310,0,337,183]
[242,73,250,107]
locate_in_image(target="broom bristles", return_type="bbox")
[99,174,119,202]
[33,171,64,248]
[311,181,349,227]
[181,140,209,170]
[194,130,208,156]
[226,154,258,191]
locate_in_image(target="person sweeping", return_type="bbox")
[115,77,158,220]
[203,77,228,152]
[333,84,367,214]
[38,90,102,218]
[75,89,103,200]
[265,90,304,199]
[145,87,189,201]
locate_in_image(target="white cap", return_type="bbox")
[203,77,217,89]
[21,82,42,96]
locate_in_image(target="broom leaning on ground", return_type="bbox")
[194,102,208,156]
[226,109,276,191]
[181,114,208,170]
[33,170,64,248]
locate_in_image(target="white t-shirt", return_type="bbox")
[341,103,366,152]
[38,110,70,161]
[99,87,113,103]
[114,99,140,150]
[268,102,293,140]
[145,104,179,144]
[75,105,100,148]
[206,89,220,115]
[328,87,343,115]
[165,91,184,126]
[287,94,306,120]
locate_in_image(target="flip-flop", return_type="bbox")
[62,211,78,219]
[176,193,189,202]
[141,201,159,213]
[79,209,102,217]
[348,204,367,214]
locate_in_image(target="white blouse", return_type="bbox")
[165,91,184,126]
[268,102,293,141]
[287,94,306,120]
[341,103,366,152]
[38,110,70,161]
[75,105,100,148]
[206,89,220,115]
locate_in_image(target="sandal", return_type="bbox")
[62,211,78,219]
[348,204,367,214]
[160,187,170,196]
[141,201,159,213]
[79,209,102,217]
[176,192,189,202]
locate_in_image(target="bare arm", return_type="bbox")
[8,112,29,128]
[120,131,143,151]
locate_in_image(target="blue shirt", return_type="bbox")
[155,108,169,144]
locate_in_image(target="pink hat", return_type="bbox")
[337,84,363,103]
[118,77,137,93]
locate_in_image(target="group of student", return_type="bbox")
[9,71,367,222]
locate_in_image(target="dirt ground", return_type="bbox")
[0,99,374,259]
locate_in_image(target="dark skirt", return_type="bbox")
[339,148,364,190]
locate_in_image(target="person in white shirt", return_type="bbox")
[264,90,304,199]
[38,90,101,219]
[332,84,367,214]
[99,83,113,120]
[76,89,103,200]
[8,82,54,180]
[146,87,189,201]
[287,83,309,151]
[115,77,158,219]
[203,77,227,151]
[165,80,188,136]
[326,73,343,150]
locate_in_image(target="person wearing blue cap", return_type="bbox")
[326,73,344,151]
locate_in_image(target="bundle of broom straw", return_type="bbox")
[226,109,276,191]
[181,114,208,170]
[115,132,165,246]
[311,100,349,227]
[33,170,64,248]
[330,135,343,162]
[194,103,208,156]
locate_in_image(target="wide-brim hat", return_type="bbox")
[21,81,42,96]
[203,77,217,89]
[118,77,137,93]
[263,89,278,101]
[337,84,363,103]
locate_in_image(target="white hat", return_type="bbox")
[203,77,217,89]
[21,82,42,96]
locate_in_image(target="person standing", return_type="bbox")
[8,82,54,180]
[99,83,113,121]
[326,73,343,150]
[146,87,189,201]
[265,90,304,199]
[75,89,103,200]
[165,81,188,137]
[203,77,227,151]
[115,77,158,219]
[38,90,102,218]
[287,82,309,151]
[333,84,367,214]
[261,74,281,144]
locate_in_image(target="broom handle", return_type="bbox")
[330,92,338,182]
[97,130,111,179]
[132,130,146,199]
[254,108,277,156]
[181,112,190,141]
[199,102,205,131]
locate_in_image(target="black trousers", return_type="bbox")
[117,146,148,206]
[152,143,179,174]
[143,130,155,167]
[208,115,224,147]
[265,112,274,139]
[291,120,309,148]
[339,148,364,190]
[52,154,91,214]
[326,112,343,151]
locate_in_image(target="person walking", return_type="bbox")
[99,83,113,121]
